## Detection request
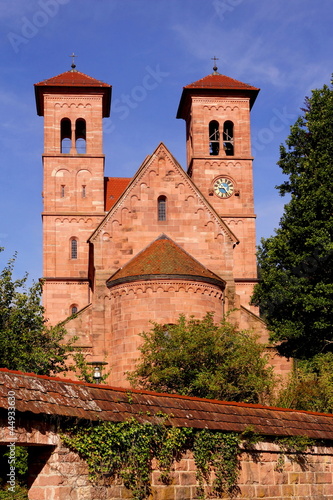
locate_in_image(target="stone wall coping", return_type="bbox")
[1,368,333,440]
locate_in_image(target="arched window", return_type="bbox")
[82,185,86,198]
[70,238,78,259]
[223,121,234,156]
[158,195,167,221]
[75,118,86,154]
[209,120,220,155]
[61,185,65,198]
[70,305,78,315]
[60,118,72,153]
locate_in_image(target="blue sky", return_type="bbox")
[1,0,333,283]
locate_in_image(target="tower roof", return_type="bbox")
[107,234,225,289]
[183,72,259,91]
[177,72,259,118]
[34,70,112,116]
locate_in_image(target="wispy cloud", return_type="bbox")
[170,1,332,92]
[0,1,36,20]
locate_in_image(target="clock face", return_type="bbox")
[213,178,234,198]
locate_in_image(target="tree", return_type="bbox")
[252,79,333,359]
[128,313,275,404]
[0,251,74,375]
[276,353,333,413]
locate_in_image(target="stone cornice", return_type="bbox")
[189,156,254,162]
[108,279,224,299]
[42,154,105,159]
[41,277,89,283]
[107,273,225,290]
[42,212,106,217]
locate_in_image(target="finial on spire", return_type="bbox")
[211,56,219,74]
[69,52,78,71]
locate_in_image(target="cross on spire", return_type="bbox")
[211,56,219,74]
[69,52,78,71]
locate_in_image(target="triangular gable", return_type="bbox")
[89,142,238,245]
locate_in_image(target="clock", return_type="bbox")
[213,177,234,198]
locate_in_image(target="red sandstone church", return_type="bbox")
[34,63,287,386]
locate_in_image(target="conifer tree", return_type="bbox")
[252,78,333,359]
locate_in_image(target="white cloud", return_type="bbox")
[170,1,333,92]
[0,1,36,20]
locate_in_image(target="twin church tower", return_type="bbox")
[34,63,283,386]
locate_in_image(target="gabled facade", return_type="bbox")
[35,65,288,386]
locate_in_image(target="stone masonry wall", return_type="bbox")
[107,279,224,387]
[27,441,333,500]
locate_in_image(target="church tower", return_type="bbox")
[35,63,111,325]
[177,65,260,309]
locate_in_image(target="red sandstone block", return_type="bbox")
[259,463,275,485]
[179,472,197,486]
[310,483,324,496]
[174,486,192,500]
[238,461,260,485]
[316,471,332,483]
[173,459,189,472]
[294,483,311,497]
[151,486,175,500]
[266,484,282,498]
[272,468,287,486]
[255,485,268,498]
[281,484,295,496]
[239,484,256,498]
[28,487,47,500]
[288,472,300,484]
[34,474,64,487]
[323,483,333,495]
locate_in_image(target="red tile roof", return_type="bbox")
[34,70,111,117]
[35,70,111,88]
[177,72,260,118]
[107,235,225,288]
[1,368,333,439]
[104,177,131,211]
[184,73,259,91]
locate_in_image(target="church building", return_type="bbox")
[34,62,285,387]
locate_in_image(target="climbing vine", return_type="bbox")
[62,419,315,500]
[62,417,193,500]
[193,429,241,498]
[274,435,315,472]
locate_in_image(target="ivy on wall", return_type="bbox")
[62,418,314,500]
